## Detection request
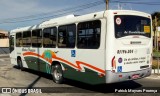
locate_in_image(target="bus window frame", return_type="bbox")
[58,24,76,48]
[77,20,101,49]
[43,27,57,48]
[31,29,43,48]
[16,32,23,47]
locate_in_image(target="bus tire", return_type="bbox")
[17,59,24,71]
[51,64,63,84]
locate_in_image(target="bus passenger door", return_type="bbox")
[9,35,17,65]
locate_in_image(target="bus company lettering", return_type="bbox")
[124,31,145,34]
[117,50,133,54]
[22,48,36,52]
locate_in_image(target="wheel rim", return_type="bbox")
[53,68,62,81]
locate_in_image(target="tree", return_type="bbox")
[152,12,160,29]
[152,12,160,50]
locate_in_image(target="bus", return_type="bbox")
[9,10,152,85]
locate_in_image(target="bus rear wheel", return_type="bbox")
[17,59,24,71]
[51,64,63,84]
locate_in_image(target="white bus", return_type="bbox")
[9,10,152,84]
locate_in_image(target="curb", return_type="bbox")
[152,69,160,74]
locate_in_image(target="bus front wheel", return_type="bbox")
[51,64,63,84]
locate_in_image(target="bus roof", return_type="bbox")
[10,10,150,33]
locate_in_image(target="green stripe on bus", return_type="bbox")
[24,56,105,84]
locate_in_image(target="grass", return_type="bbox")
[152,51,160,69]
[153,51,160,57]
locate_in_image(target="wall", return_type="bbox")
[0,38,9,54]
[0,39,9,47]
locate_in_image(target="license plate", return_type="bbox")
[132,74,139,79]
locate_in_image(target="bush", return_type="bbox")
[153,48,158,52]
[152,59,160,69]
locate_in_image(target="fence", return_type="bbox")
[152,56,160,74]
[0,47,9,54]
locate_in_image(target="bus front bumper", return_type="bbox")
[105,68,151,84]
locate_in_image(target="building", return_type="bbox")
[0,30,9,54]
[0,30,8,38]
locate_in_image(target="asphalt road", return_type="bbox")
[0,56,160,96]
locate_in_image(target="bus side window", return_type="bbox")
[58,27,66,47]
[16,32,22,47]
[43,27,57,48]
[78,38,86,48]
[77,20,101,49]
[32,29,42,47]
[23,31,31,47]
[58,24,76,48]
[9,36,14,53]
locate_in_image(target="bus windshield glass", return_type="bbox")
[114,15,151,38]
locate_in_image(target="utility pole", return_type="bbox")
[155,16,159,51]
[154,16,157,50]
[118,3,122,10]
[106,0,109,10]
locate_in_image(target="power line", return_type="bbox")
[111,0,160,2]
[1,0,159,24]
[0,0,105,24]
[111,1,160,5]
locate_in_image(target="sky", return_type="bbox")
[0,0,159,31]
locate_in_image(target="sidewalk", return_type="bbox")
[146,73,160,80]
[150,74,160,77]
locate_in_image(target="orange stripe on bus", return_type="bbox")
[23,52,42,58]
[23,52,105,74]
[54,57,78,68]
[23,52,52,64]
[76,61,105,74]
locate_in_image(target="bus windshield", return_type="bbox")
[114,15,151,38]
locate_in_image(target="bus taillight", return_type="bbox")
[112,56,116,72]
[150,53,152,65]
